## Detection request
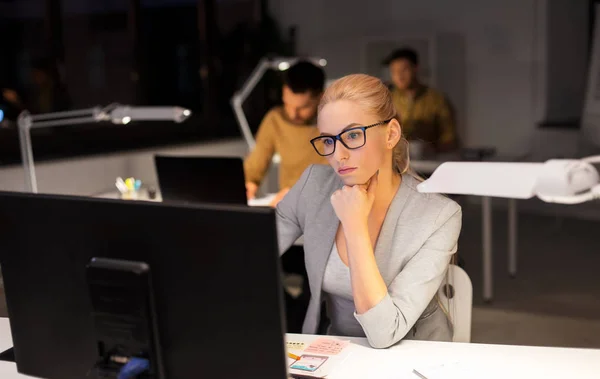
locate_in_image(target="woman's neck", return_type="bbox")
[373,169,402,212]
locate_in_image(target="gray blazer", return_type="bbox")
[276,164,462,348]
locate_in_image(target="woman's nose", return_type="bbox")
[332,141,349,162]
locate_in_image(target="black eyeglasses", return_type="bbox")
[310,119,392,156]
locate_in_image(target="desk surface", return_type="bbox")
[0,318,599,378]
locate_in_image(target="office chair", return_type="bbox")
[438,264,473,343]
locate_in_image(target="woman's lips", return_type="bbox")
[338,167,357,175]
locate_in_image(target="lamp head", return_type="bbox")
[416,159,600,204]
[270,57,327,71]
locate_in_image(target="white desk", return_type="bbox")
[0,318,32,379]
[289,333,600,378]
[0,318,598,378]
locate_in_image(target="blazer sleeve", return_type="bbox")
[354,201,462,348]
[274,165,313,255]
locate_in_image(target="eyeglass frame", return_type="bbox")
[310,119,393,157]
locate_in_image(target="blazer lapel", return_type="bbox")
[373,174,412,269]
[305,178,343,299]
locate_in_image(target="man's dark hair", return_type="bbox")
[382,48,419,66]
[283,61,325,95]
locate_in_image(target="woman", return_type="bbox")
[276,74,462,348]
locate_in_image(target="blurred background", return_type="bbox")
[0,0,295,162]
[1,0,600,349]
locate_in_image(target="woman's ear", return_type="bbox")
[387,119,402,148]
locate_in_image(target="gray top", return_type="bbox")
[322,243,365,337]
[276,164,461,348]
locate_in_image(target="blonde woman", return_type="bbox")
[276,74,462,348]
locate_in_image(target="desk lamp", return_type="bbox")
[417,156,600,204]
[18,104,191,193]
[417,156,600,302]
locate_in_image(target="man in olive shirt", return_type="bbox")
[384,48,458,154]
[244,61,327,206]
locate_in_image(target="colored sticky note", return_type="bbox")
[304,338,350,356]
[286,341,306,351]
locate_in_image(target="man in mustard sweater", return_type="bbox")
[244,61,327,206]
[384,48,458,154]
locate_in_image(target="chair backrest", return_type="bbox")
[438,264,473,343]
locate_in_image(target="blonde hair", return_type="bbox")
[319,74,411,174]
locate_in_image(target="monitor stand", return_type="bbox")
[87,258,164,379]
[0,347,15,362]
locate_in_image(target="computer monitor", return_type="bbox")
[0,192,287,379]
[154,155,248,205]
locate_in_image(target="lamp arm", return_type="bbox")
[231,97,255,150]
[237,58,270,102]
[17,112,36,193]
[17,104,189,194]
[18,107,107,193]
[30,116,100,129]
[29,107,100,122]
[231,58,271,150]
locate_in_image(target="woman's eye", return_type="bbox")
[323,138,334,146]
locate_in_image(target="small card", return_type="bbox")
[304,338,350,356]
[290,354,329,372]
[286,341,306,351]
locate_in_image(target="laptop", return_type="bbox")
[154,155,248,205]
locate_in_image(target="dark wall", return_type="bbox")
[0,0,292,165]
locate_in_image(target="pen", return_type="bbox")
[412,369,428,379]
[288,352,301,361]
[125,177,134,191]
[115,178,128,194]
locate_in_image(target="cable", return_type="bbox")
[116,357,150,379]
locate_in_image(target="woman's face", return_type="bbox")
[317,100,398,186]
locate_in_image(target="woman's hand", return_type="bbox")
[332,172,388,315]
[331,172,378,230]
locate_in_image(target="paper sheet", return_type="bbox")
[411,361,480,379]
[247,193,277,207]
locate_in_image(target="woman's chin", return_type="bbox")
[339,175,367,187]
[334,166,376,186]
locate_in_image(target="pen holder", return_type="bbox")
[116,177,142,201]
[120,190,139,201]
